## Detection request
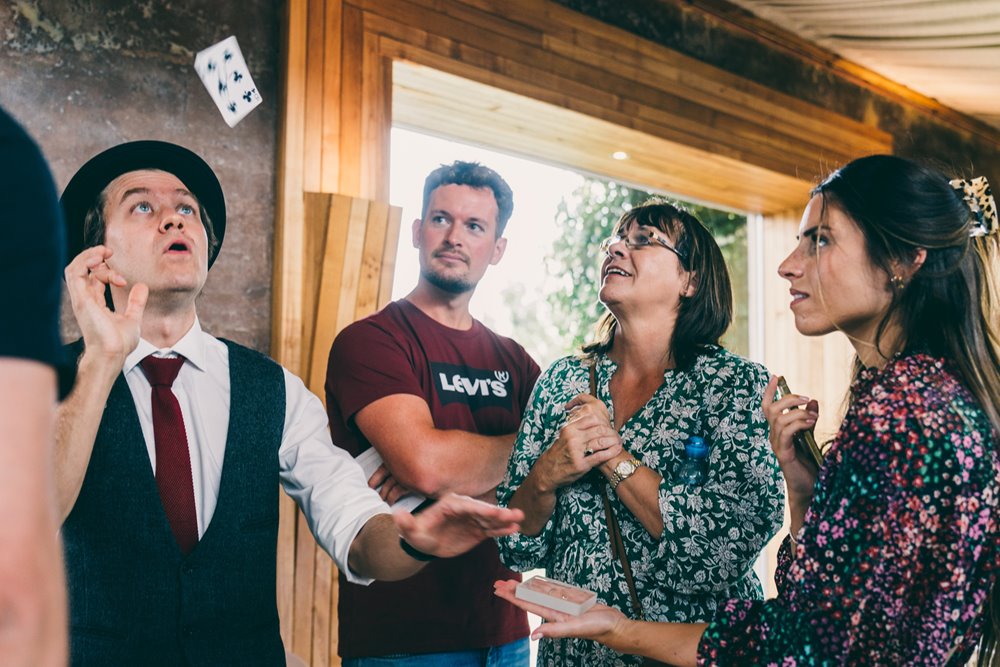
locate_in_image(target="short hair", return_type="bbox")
[420,161,514,237]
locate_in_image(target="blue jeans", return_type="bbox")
[342,637,530,667]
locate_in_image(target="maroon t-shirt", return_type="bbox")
[325,299,540,658]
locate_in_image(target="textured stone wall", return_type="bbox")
[1,0,280,351]
[554,0,1000,184]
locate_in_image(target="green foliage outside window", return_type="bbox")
[503,178,747,367]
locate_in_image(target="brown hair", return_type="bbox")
[581,200,733,370]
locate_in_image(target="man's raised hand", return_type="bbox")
[64,246,147,365]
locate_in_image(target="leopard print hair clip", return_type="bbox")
[950,176,998,238]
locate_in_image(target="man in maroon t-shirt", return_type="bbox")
[326,161,539,665]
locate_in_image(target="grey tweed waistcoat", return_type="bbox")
[63,339,287,667]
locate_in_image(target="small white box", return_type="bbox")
[515,575,597,616]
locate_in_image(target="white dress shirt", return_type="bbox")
[123,317,389,583]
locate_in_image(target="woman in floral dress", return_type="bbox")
[496,155,1000,666]
[496,201,785,666]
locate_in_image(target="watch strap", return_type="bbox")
[611,458,643,489]
[399,537,437,561]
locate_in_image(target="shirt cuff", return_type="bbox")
[333,504,394,586]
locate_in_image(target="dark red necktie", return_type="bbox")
[140,355,198,555]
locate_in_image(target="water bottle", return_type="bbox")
[680,436,708,486]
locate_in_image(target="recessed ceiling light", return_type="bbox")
[611,151,629,160]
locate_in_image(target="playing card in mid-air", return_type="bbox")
[193,36,262,128]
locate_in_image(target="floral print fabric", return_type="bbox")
[699,353,1000,666]
[497,348,784,666]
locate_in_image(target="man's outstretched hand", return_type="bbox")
[394,493,523,559]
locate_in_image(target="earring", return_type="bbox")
[890,274,905,291]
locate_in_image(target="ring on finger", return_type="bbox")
[584,448,595,456]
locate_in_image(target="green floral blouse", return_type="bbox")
[497,347,785,666]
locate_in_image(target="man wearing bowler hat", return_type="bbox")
[56,140,524,667]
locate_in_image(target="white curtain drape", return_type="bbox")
[728,0,1000,130]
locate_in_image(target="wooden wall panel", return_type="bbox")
[305,195,350,394]
[275,1,310,650]
[356,0,889,176]
[338,5,365,197]
[389,60,814,212]
[377,206,404,309]
[321,0,343,191]
[277,190,400,667]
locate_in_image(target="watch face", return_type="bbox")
[614,460,636,476]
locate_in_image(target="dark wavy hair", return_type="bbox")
[420,160,514,237]
[581,200,733,370]
[813,154,1000,666]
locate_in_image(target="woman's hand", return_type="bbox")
[508,395,621,537]
[762,375,819,532]
[494,579,626,642]
[535,394,622,491]
[496,579,705,666]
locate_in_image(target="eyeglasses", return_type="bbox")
[600,228,688,263]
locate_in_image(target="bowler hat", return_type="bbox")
[60,140,226,268]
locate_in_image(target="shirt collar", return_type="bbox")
[123,317,209,375]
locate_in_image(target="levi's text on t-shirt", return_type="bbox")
[431,361,513,410]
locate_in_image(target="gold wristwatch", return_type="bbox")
[610,458,644,490]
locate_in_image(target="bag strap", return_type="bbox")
[601,485,644,621]
[589,363,644,622]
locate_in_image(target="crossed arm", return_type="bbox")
[281,381,526,582]
[355,393,516,502]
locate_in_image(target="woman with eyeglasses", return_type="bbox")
[495,201,785,666]
[496,156,1000,666]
